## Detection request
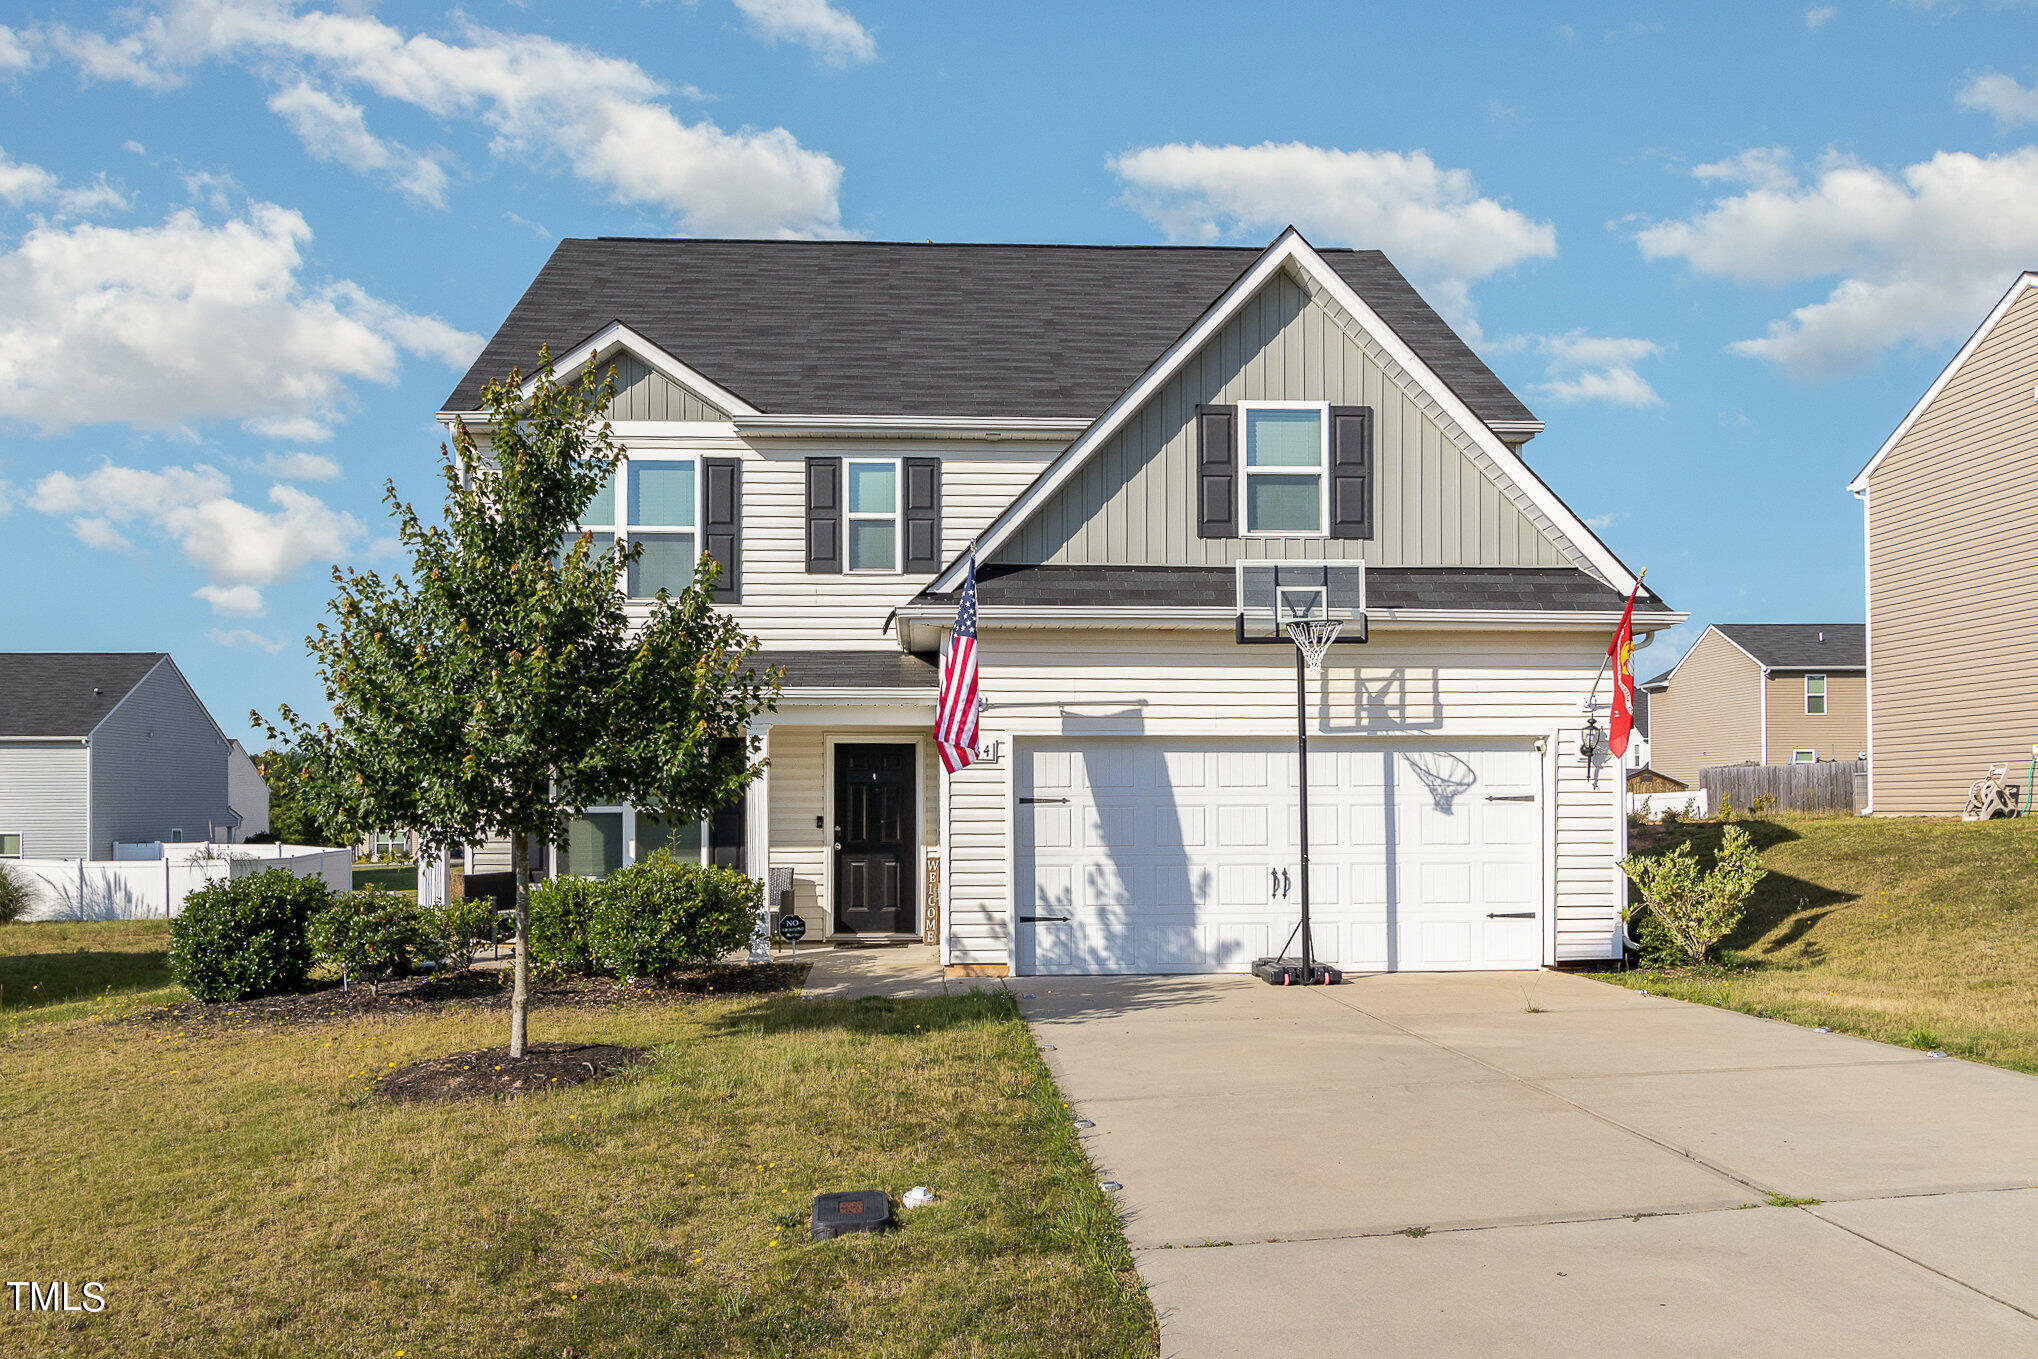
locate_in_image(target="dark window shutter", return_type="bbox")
[1196,405,1238,538]
[902,458,941,572]
[702,457,741,602]
[1329,405,1374,541]
[804,457,841,573]
[709,735,746,871]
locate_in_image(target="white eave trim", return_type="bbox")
[1488,419,1546,437]
[733,414,1090,441]
[1849,271,2038,493]
[929,227,1639,597]
[436,320,761,426]
[776,687,937,705]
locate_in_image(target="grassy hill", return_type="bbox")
[1601,814,2038,1072]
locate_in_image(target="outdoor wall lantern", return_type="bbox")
[1579,716,1603,762]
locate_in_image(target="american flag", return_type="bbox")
[935,556,980,773]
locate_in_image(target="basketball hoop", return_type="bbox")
[1287,618,1344,675]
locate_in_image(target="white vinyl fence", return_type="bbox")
[9,842,351,922]
[1628,790,1711,822]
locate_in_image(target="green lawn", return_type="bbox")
[0,925,1155,1358]
[1602,814,2038,1072]
[351,862,418,893]
[0,921,185,1032]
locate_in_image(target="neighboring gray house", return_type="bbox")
[226,739,270,840]
[0,653,240,860]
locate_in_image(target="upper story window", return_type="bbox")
[1805,673,1827,716]
[1241,403,1328,536]
[566,456,701,599]
[845,459,901,573]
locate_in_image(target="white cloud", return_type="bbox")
[1108,141,1556,323]
[267,82,449,208]
[208,627,286,653]
[0,25,34,74]
[1957,72,2038,128]
[246,450,340,481]
[195,583,266,615]
[1805,5,1838,27]
[30,460,362,614]
[732,0,877,65]
[1584,511,1627,530]
[0,149,59,205]
[1693,146,1799,192]
[1503,330,1667,407]
[1637,146,2038,376]
[0,201,479,438]
[0,149,130,219]
[56,0,849,236]
[45,25,183,90]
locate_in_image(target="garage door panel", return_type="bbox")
[1019,740,1545,975]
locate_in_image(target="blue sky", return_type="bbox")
[4,0,2038,740]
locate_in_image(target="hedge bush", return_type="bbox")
[309,889,449,987]
[168,869,334,1002]
[587,853,760,979]
[526,874,602,979]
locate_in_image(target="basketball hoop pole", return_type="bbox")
[1293,639,1317,984]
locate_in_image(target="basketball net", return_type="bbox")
[1286,618,1344,675]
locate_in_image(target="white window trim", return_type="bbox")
[576,452,704,601]
[1791,750,1818,764]
[556,804,712,878]
[843,456,905,574]
[1238,401,1330,537]
[1805,673,1827,716]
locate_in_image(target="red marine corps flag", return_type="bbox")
[935,555,981,773]
[1607,575,1644,758]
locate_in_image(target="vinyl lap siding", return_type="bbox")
[1000,271,1570,569]
[1646,631,1763,785]
[1865,286,2038,815]
[0,743,89,859]
[943,629,1624,968]
[87,662,233,856]
[1763,671,1868,765]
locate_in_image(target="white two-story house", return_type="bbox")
[443,229,1679,976]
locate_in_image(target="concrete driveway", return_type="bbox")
[1016,972,2038,1358]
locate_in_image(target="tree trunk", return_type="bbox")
[509,833,531,1059]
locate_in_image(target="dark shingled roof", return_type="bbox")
[747,650,936,690]
[444,239,1536,427]
[1713,624,1866,669]
[914,566,1664,613]
[0,653,166,738]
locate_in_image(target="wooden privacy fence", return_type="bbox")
[1699,761,1867,815]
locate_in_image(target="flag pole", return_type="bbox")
[1584,567,1646,711]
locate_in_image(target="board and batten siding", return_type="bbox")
[88,661,234,856]
[999,270,1572,570]
[1646,630,1763,785]
[1864,284,2038,815]
[1763,671,1868,766]
[763,725,938,932]
[608,431,1066,648]
[603,354,729,423]
[0,743,90,859]
[942,629,1625,969]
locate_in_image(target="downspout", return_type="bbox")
[1759,667,1771,766]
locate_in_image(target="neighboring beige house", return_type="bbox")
[1850,273,2038,816]
[1644,625,1867,785]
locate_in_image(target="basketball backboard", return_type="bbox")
[1234,560,1369,646]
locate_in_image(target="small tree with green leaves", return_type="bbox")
[258,352,779,1056]
[1619,825,1768,965]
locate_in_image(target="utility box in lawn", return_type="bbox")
[811,1190,892,1240]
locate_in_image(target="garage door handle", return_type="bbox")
[1020,797,1068,805]
[1486,794,1535,802]
[1021,915,1070,923]
[1487,912,1536,919]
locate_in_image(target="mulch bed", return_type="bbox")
[129,961,808,1030]
[376,1042,650,1104]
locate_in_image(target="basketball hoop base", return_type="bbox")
[1252,956,1343,986]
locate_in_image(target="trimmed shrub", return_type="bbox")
[1619,825,1767,965]
[527,874,602,979]
[432,896,494,966]
[0,863,28,925]
[587,852,760,979]
[309,889,448,988]
[168,869,333,1002]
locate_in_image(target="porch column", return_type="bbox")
[746,719,773,963]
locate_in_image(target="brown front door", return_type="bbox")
[833,743,916,935]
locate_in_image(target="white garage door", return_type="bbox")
[1016,739,1543,975]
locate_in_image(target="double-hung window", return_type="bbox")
[845,458,900,572]
[1241,403,1328,535]
[1805,673,1827,716]
[564,457,701,598]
